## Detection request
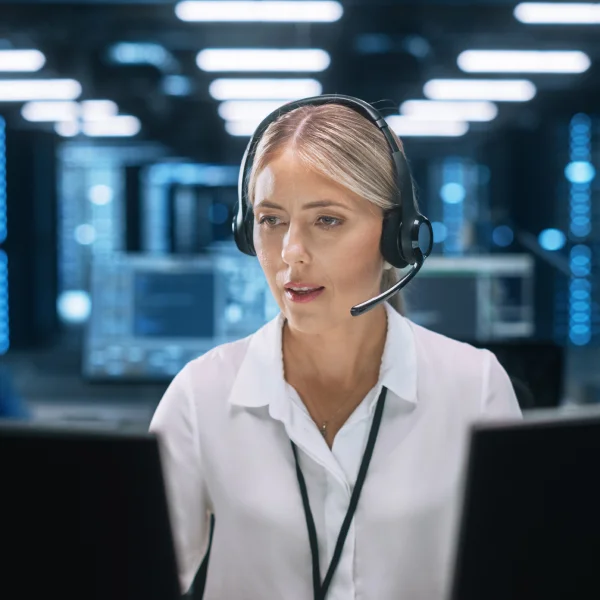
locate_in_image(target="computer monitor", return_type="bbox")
[85,247,276,381]
[448,408,600,600]
[405,254,534,341]
[0,422,181,600]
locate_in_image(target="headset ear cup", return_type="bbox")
[380,208,408,269]
[232,200,256,256]
[244,210,256,256]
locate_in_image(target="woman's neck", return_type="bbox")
[282,304,388,393]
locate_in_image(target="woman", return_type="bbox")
[150,100,521,600]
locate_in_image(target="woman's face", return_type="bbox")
[253,148,385,334]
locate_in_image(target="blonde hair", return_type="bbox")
[247,103,408,314]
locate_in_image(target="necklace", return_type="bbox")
[312,393,359,438]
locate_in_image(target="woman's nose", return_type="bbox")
[281,222,310,265]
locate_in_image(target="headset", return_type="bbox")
[232,94,433,317]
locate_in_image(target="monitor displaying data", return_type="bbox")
[133,271,215,339]
[405,254,534,341]
[84,244,276,380]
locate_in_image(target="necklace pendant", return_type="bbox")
[320,422,327,436]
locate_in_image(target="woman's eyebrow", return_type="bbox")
[254,199,349,210]
[302,200,349,210]
[254,200,283,210]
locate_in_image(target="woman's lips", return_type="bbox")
[284,286,325,304]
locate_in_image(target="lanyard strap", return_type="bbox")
[291,386,388,600]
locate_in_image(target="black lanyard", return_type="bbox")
[290,386,388,600]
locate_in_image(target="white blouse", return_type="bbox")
[149,302,522,600]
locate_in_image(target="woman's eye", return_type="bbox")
[258,216,280,227]
[317,216,343,228]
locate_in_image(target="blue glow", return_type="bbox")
[148,163,239,187]
[354,33,393,55]
[208,203,229,225]
[109,42,173,69]
[0,250,8,354]
[492,225,514,247]
[571,324,591,334]
[571,244,591,259]
[538,228,565,252]
[572,123,591,135]
[565,161,596,184]
[572,215,590,226]
[571,146,589,159]
[0,117,6,354]
[0,116,5,244]
[571,255,590,268]
[430,221,448,244]
[572,301,590,312]
[440,182,466,204]
[570,330,592,346]
[566,113,593,346]
[570,222,591,238]
[572,290,590,301]
[571,313,590,324]
[162,75,192,97]
[571,191,590,202]
[570,278,591,292]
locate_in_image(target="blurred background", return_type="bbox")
[0,0,599,429]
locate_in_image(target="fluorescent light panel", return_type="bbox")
[55,121,80,138]
[225,120,260,136]
[82,115,141,137]
[386,116,469,137]
[423,79,536,101]
[400,100,498,122]
[218,100,287,121]
[22,99,119,124]
[81,100,118,121]
[458,50,591,73]
[176,1,343,22]
[0,79,81,101]
[209,78,322,100]
[0,49,45,72]
[514,3,600,24]
[197,49,330,72]
[21,101,79,122]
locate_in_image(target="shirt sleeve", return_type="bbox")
[480,350,523,419]
[149,363,211,594]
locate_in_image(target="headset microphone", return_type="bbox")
[233,94,433,317]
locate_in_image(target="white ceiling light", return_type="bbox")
[21,101,79,122]
[176,1,343,22]
[82,115,141,137]
[400,100,498,122]
[0,49,46,72]
[55,121,81,138]
[514,3,600,24]
[209,78,322,100]
[386,116,469,137]
[0,79,81,101]
[197,49,330,72]
[458,50,591,73]
[225,120,261,136]
[218,100,287,121]
[81,100,118,121]
[423,79,536,102]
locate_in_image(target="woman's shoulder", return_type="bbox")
[406,318,497,381]
[181,334,254,395]
[405,318,521,417]
[407,317,486,354]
